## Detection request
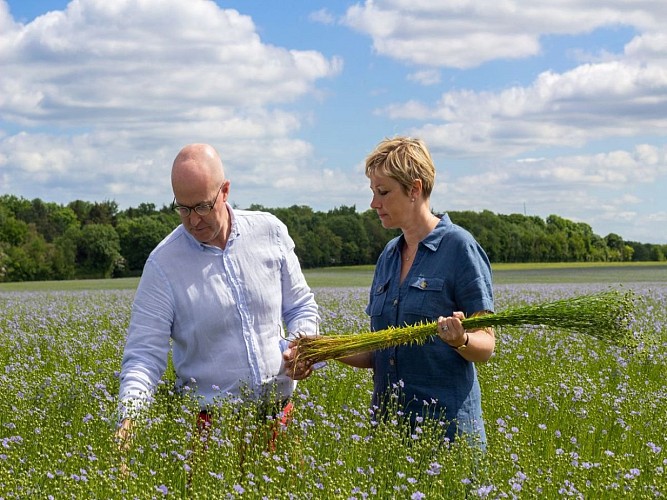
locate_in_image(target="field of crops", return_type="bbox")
[1,273,666,497]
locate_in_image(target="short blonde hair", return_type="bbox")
[365,137,436,198]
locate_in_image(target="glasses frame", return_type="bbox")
[172,184,223,217]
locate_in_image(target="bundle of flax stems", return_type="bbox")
[294,289,638,364]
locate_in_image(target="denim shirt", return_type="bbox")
[119,204,319,419]
[366,214,494,444]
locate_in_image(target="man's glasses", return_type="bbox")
[172,185,223,217]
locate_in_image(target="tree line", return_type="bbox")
[1,194,665,282]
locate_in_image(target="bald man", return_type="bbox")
[117,144,319,440]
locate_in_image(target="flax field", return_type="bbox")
[0,279,666,498]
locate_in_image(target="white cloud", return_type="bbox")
[625,33,667,61]
[647,211,667,222]
[346,0,667,165]
[309,8,336,26]
[383,57,667,157]
[430,145,667,241]
[0,1,340,122]
[0,0,342,208]
[407,69,441,86]
[0,130,174,202]
[343,0,667,69]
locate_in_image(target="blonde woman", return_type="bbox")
[341,136,495,449]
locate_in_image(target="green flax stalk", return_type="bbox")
[295,289,637,364]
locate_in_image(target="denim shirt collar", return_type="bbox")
[389,213,453,257]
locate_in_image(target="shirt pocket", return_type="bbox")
[367,279,391,317]
[403,276,448,321]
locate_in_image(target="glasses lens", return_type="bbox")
[194,205,212,216]
[174,206,190,216]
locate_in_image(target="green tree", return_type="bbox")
[605,233,625,262]
[0,211,29,246]
[589,234,609,261]
[89,200,119,225]
[300,226,342,268]
[650,245,666,261]
[0,194,32,216]
[76,223,123,278]
[52,226,80,280]
[3,198,80,243]
[2,227,53,281]
[119,202,158,218]
[325,206,369,265]
[48,205,80,240]
[116,215,175,273]
[68,200,93,225]
[0,244,7,281]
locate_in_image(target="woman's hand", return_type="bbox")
[437,310,496,362]
[437,311,468,348]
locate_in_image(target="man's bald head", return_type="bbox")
[171,143,225,193]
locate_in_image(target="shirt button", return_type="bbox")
[389,357,395,366]
[393,299,398,306]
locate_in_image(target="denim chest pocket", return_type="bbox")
[368,279,391,317]
[403,276,447,319]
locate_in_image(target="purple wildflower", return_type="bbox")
[648,442,662,453]
[473,484,494,497]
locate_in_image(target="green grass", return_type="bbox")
[491,262,667,284]
[305,262,667,286]
[1,262,665,292]
[0,276,141,292]
[303,265,376,288]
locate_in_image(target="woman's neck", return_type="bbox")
[402,211,439,247]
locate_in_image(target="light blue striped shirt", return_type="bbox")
[119,204,319,418]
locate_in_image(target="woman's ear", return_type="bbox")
[410,178,423,199]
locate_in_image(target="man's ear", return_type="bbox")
[221,179,231,201]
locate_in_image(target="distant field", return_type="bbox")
[0,276,141,292]
[0,262,666,292]
[491,261,667,284]
[308,262,667,286]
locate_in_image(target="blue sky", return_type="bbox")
[1,1,666,244]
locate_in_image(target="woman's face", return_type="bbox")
[368,172,412,229]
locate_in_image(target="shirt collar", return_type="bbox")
[227,202,240,240]
[422,213,452,252]
[389,213,452,257]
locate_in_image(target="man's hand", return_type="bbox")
[282,341,315,380]
[113,418,134,477]
[114,418,134,452]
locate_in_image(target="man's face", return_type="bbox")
[173,180,230,244]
